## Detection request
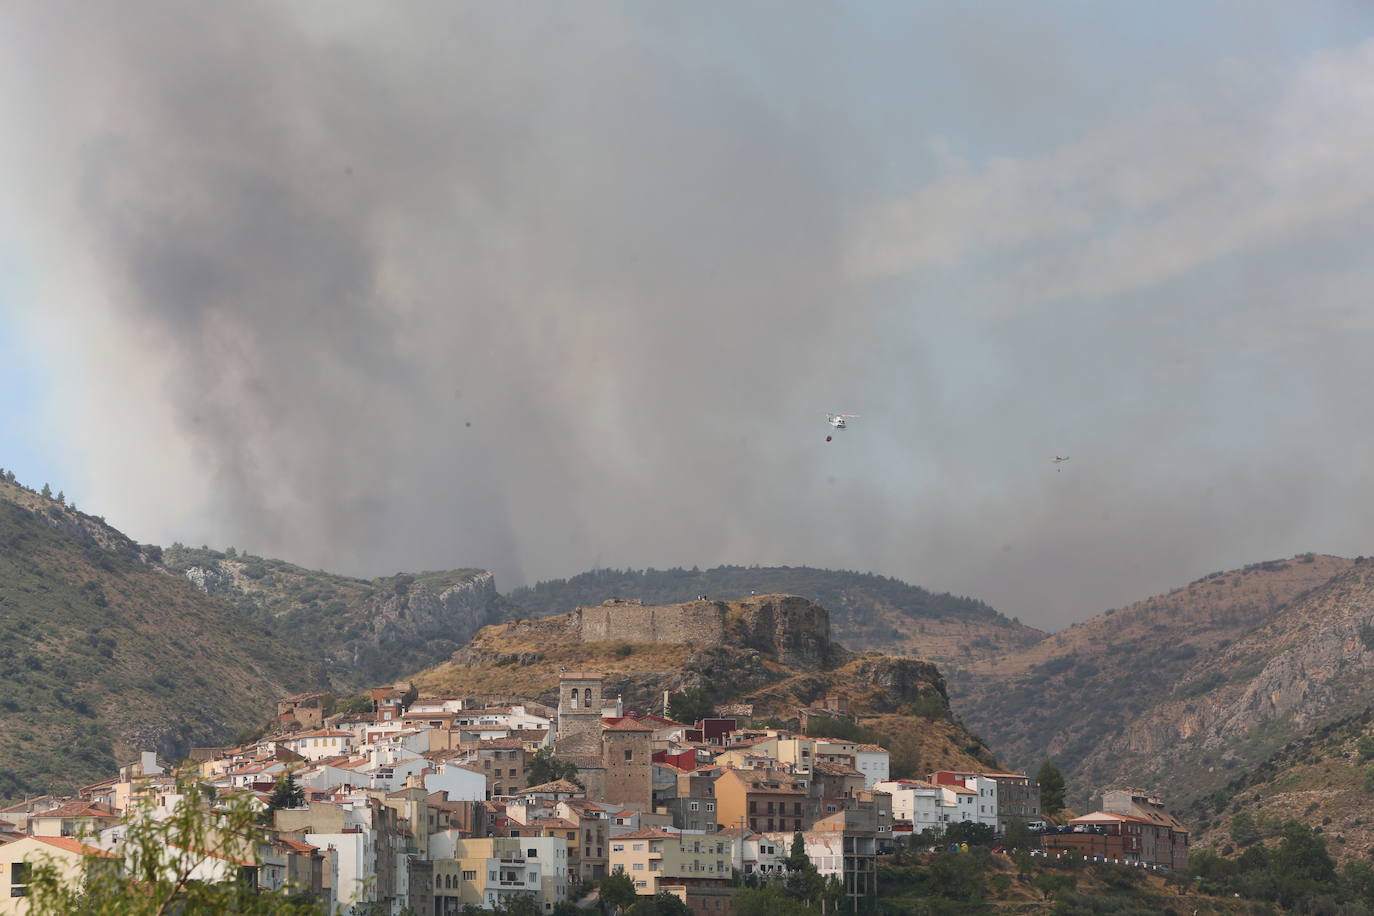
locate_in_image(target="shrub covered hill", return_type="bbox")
[0,475,323,799]
[506,565,1044,667]
[950,553,1374,855]
[0,474,502,801]
[414,594,1001,778]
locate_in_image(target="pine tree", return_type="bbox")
[56,490,65,505]
[41,483,52,499]
[1037,759,1066,813]
[266,772,305,815]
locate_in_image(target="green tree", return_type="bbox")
[942,821,995,847]
[783,832,824,903]
[1364,763,1374,793]
[25,772,325,915]
[626,892,692,916]
[1032,871,1076,900]
[41,483,52,499]
[492,896,541,916]
[732,885,817,916]
[1003,817,1035,851]
[1357,735,1374,761]
[929,851,986,901]
[1036,760,1066,813]
[599,871,637,912]
[666,687,714,724]
[1230,810,1260,847]
[267,772,305,816]
[528,747,583,788]
[56,490,65,506]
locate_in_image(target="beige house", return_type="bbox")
[0,835,120,914]
[443,836,569,911]
[27,801,120,839]
[608,829,732,896]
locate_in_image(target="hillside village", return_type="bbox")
[0,647,1193,915]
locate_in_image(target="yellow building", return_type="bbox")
[446,836,569,911]
[608,829,732,896]
[0,836,120,914]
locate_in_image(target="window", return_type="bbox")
[632,863,644,871]
[635,881,647,889]
[624,749,633,761]
[632,844,645,851]
[462,870,476,880]
[612,844,625,852]
[706,803,714,812]
[689,802,699,811]
[528,848,538,857]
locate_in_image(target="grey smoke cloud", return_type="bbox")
[6,3,1374,630]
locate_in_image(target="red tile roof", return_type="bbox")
[28,836,120,858]
[602,718,653,732]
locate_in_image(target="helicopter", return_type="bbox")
[826,414,859,442]
[1051,456,1070,471]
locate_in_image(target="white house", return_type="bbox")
[852,744,890,789]
[422,760,487,801]
[278,730,356,762]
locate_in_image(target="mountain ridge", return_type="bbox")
[949,553,1374,825]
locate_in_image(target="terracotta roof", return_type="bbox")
[525,817,578,829]
[28,836,120,858]
[0,795,59,813]
[612,828,679,840]
[852,744,887,753]
[33,801,120,820]
[476,738,527,749]
[274,838,320,854]
[637,714,688,728]
[602,718,653,733]
[519,780,584,795]
[813,761,863,777]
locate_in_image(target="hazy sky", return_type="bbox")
[5,2,1374,630]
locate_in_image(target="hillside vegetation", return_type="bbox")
[0,476,324,800]
[506,565,1044,666]
[950,554,1372,816]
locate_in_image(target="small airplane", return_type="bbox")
[826,414,859,442]
[1051,456,1070,472]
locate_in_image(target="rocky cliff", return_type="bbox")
[950,554,1373,814]
[166,545,500,687]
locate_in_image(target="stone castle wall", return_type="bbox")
[577,601,727,648]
